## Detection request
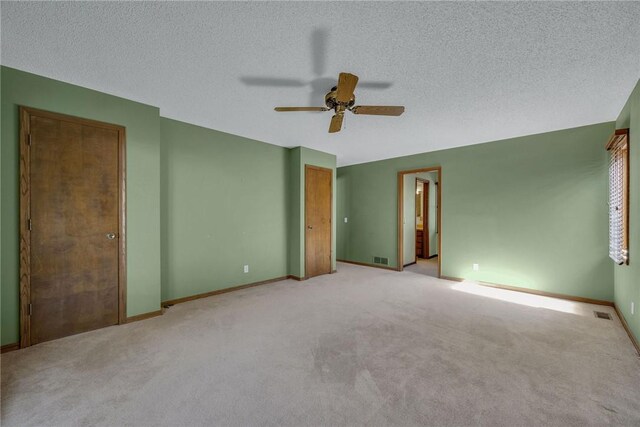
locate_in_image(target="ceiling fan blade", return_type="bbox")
[351,106,405,116]
[328,113,344,133]
[336,73,359,103]
[274,107,329,112]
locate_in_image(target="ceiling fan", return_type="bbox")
[274,72,405,133]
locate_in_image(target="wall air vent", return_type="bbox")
[594,311,612,320]
[373,256,389,265]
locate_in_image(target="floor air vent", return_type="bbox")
[373,256,389,265]
[594,311,612,320]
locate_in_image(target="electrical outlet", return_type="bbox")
[243,265,249,273]
[473,263,479,271]
[632,302,635,315]
[344,217,348,223]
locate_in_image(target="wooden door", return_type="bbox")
[305,165,332,278]
[20,108,126,346]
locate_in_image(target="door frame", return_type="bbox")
[415,178,429,261]
[304,164,333,279]
[397,167,441,276]
[19,106,127,348]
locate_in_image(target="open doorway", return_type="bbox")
[397,167,441,277]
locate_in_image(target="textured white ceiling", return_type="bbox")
[2,2,640,166]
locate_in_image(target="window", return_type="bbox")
[607,129,629,265]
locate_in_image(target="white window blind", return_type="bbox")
[607,131,629,265]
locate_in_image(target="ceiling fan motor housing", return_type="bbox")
[325,87,355,111]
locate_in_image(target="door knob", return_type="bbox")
[106,232,116,240]
[307,226,313,230]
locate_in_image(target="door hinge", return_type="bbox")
[28,218,32,231]
[28,134,32,146]
[27,303,32,316]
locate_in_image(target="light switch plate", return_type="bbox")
[243,265,249,273]
[473,263,479,271]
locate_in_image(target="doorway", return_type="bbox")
[397,167,441,277]
[305,165,332,278]
[19,107,126,347]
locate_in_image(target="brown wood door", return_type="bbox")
[21,108,125,346]
[305,165,332,278]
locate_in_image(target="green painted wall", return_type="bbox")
[337,122,615,301]
[160,118,289,301]
[336,172,348,261]
[614,79,640,343]
[287,148,302,277]
[425,172,439,257]
[288,147,337,277]
[1,67,162,345]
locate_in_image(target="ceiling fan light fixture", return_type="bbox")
[274,72,405,133]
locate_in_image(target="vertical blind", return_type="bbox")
[607,130,629,265]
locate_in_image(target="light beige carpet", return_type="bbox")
[2,262,639,426]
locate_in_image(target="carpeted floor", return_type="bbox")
[2,262,639,426]
[405,257,439,277]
